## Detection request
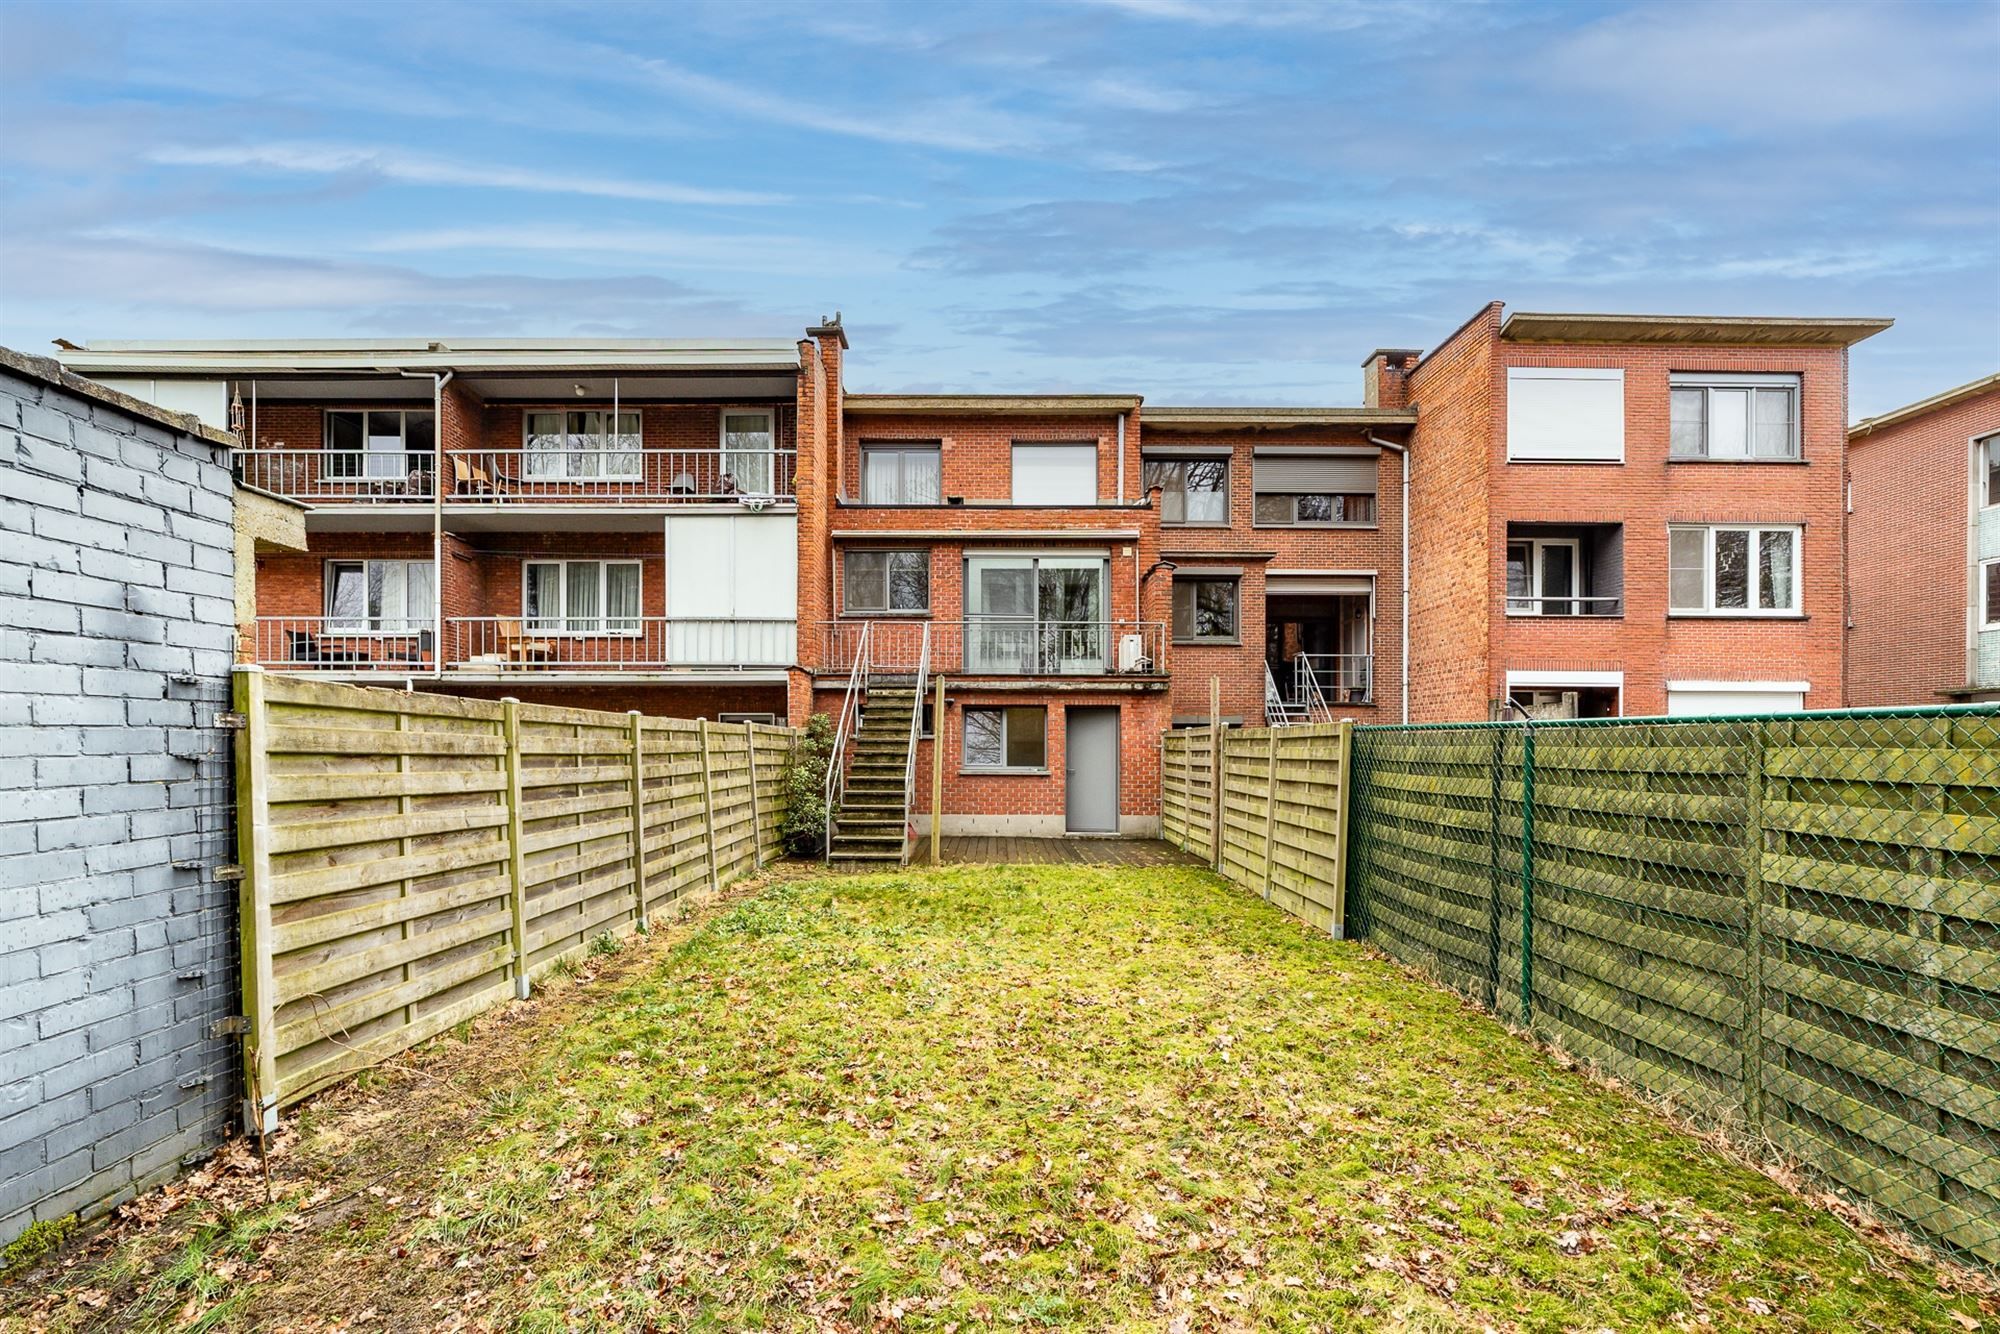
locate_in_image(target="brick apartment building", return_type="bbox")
[1848,373,2000,704]
[57,299,1889,841]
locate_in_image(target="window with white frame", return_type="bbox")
[861,443,942,504]
[1670,374,1800,460]
[962,705,1047,770]
[524,560,642,634]
[1668,524,1800,614]
[844,550,930,613]
[1984,559,2000,629]
[1143,456,1228,524]
[721,409,776,494]
[324,559,434,632]
[326,410,435,481]
[1982,434,2000,508]
[1011,443,1096,504]
[524,410,641,480]
[1506,538,1581,615]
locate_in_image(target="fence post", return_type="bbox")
[1209,677,1223,871]
[1518,719,1536,1027]
[1330,720,1354,938]
[746,720,764,870]
[232,666,279,1133]
[502,698,530,999]
[1261,728,1278,901]
[1485,728,1504,1011]
[629,712,648,932]
[1742,719,1767,1134]
[698,718,721,894]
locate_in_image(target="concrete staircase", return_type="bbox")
[827,682,919,868]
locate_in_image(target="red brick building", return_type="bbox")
[59,300,1892,845]
[1402,307,1889,719]
[1847,373,2000,704]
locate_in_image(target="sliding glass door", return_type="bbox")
[964,554,1107,674]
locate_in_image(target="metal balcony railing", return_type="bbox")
[232,447,798,505]
[446,617,795,671]
[819,619,1165,677]
[1275,652,1374,708]
[1504,594,1623,616]
[253,617,435,671]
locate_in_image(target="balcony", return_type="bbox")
[252,616,795,675]
[234,447,798,506]
[1506,524,1623,617]
[820,619,1166,678]
[1280,652,1374,710]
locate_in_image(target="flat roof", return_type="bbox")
[1143,406,1415,432]
[0,345,237,447]
[1499,312,1893,348]
[844,393,1140,415]
[1849,371,2000,440]
[56,336,802,376]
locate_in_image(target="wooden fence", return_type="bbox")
[1348,711,2000,1268]
[232,670,795,1120]
[1159,722,1353,935]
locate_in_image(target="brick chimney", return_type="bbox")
[1361,348,1422,410]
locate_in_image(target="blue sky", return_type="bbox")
[0,0,1994,415]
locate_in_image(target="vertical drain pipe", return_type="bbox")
[1367,433,1410,723]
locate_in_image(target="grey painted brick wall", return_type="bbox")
[0,358,240,1246]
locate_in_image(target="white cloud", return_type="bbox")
[357,223,892,275]
[147,142,786,207]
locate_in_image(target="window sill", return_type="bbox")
[1249,523,1378,531]
[1172,638,1243,647]
[1504,457,1625,466]
[959,767,1050,777]
[1665,457,1807,466]
[1504,613,1625,621]
[1666,612,1808,621]
[840,609,933,618]
[1160,522,1234,529]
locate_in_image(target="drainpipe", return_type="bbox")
[400,368,451,680]
[1116,410,1127,503]
[1368,433,1410,724]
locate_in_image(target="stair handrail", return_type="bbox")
[1294,655,1336,724]
[901,621,932,856]
[1264,660,1291,725]
[823,619,872,862]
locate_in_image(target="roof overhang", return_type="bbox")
[1143,406,1415,432]
[55,338,802,377]
[1499,312,1893,348]
[844,394,1140,416]
[1850,372,2000,440]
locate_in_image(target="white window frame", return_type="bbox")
[522,409,643,481]
[720,408,777,495]
[860,443,943,505]
[1669,373,1801,461]
[960,704,1048,773]
[843,549,931,615]
[1505,537,1583,616]
[1980,434,2000,511]
[1010,442,1098,505]
[325,409,435,481]
[1667,524,1802,616]
[522,559,644,636]
[323,558,435,634]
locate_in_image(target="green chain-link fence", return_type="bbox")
[1347,706,2000,1271]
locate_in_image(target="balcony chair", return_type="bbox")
[497,619,555,667]
[451,456,516,496]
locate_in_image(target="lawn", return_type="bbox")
[5,863,1992,1333]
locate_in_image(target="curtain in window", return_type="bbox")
[606,563,641,631]
[1753,390,1793,458]
[1668,529,1706,609]
[902,449,941,504]
[565,563,601,632]
[525,563,561,631]
[404,563,435,631]
[724,413,773,494]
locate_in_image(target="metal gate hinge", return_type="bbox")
[212,711,248,730]
[210,1016,250,1037]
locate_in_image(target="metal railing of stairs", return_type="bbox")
[823,620,872,864]
[900,623,931,861]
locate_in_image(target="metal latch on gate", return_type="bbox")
[212,711,248,730]
[214,865,244,881]
[210,1016,250,1037]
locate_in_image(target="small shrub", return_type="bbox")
[780,712,836,857]
[588,931,621,958]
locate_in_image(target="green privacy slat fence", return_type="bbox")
[1347,707,2000,1271]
